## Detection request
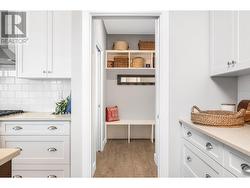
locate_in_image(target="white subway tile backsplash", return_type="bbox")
[0,77,71,112]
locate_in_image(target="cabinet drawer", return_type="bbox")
[183,141,220,178]
[0,121,70,136]
[182,124,223,163]
[0,136,70,164]
[12,164,70,178]
[224,146,250,177]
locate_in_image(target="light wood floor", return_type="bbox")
[94,139,157,178]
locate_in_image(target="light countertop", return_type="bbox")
[180,118,250,157]
[0,148,20,166]
[0,112,71,121]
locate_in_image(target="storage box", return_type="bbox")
[113,56,129,67]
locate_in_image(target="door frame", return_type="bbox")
[72,11,170,177]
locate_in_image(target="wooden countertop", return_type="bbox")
[180,118,250,157]
[0,112,71,121]
[0,149,20,166]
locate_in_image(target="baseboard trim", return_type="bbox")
[154,152,158,166]
[101,139,107,151]
[92,161,96,177]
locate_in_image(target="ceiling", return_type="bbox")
[103,18,155,35]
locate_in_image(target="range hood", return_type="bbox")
[0,45,15,66]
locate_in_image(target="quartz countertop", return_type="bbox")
[180,118,250,157]
[0,148,20,166]
[0,112,71,121]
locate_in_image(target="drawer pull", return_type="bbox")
[205,173,211,178]
[13,175,22,178]
[241,164,250,174]
[186,156,192,162]
[12,126,23,131]
[48,126,58,130]
[187,131,192,137]
[16,147,22,151]
[47,175,57,178]
[206,142,213,150]
[47,147,57,152]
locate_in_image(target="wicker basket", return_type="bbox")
[107,60,114,68]
[113,56,129,67]
[138,40,155,50]
[237,100,250,122]
[191,106,246,127]
[113,41,129,50]
[131,57,145,68]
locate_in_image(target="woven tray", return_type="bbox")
[191,106,246,127]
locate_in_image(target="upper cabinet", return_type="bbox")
[210,11,250,76]
[17,11,71,78]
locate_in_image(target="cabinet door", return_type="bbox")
[236,11,250,70]
[210,11,236,75]
[17,11,49,78]
[48,11,71,78]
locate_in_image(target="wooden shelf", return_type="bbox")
[106,50,155,70]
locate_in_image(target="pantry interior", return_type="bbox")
[91,16,158,177]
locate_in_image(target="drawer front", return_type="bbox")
[0,136,70,164]
[0,121,70,136]
[183,141,220,178]
[12,164,70,178]
[182,124,223,163]
[224,146,250,177]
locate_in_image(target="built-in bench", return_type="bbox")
[105,120,155,143]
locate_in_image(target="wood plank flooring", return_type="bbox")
[94,139,157,178]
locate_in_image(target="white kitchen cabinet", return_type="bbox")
[210,11,250,76]
[17,11,71,78]
[181,122,250,177]
[210,11,236,75]
[0,120,71,178]
[17,11,48,78]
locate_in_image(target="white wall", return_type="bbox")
[0,77,70,112]
[238,75,250,102]
[107,34,154,50]
[106,70,155,120]
[91,18,107,175]
[169,11,238,177]
[71,11,83,177]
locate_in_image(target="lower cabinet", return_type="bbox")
[12,164,70,178]
[181,123,250,177]
[0,121,71,178]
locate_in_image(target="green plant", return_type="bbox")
[54,96,70,115]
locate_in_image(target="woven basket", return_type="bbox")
[113,56,129,67]
[138,40,155,50]
[191,106,246,127]
[113,41,129,50]
[131,57,145,68]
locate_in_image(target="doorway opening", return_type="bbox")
[91,16,159,177]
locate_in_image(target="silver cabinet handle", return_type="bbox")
[43,70,47,73]
[241,164,250,174]
[186,156,192,162]
[227,61,232,66]
[187,131,192,137]
[232,60,237,65]
[16,147,22,151]
[12,126,23,131]
[48,126,58,130]
[13,175,22,178]
[205,173,211,178]
[47,147,57,152]
[206,142,213,150]
[47,175,57,178]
